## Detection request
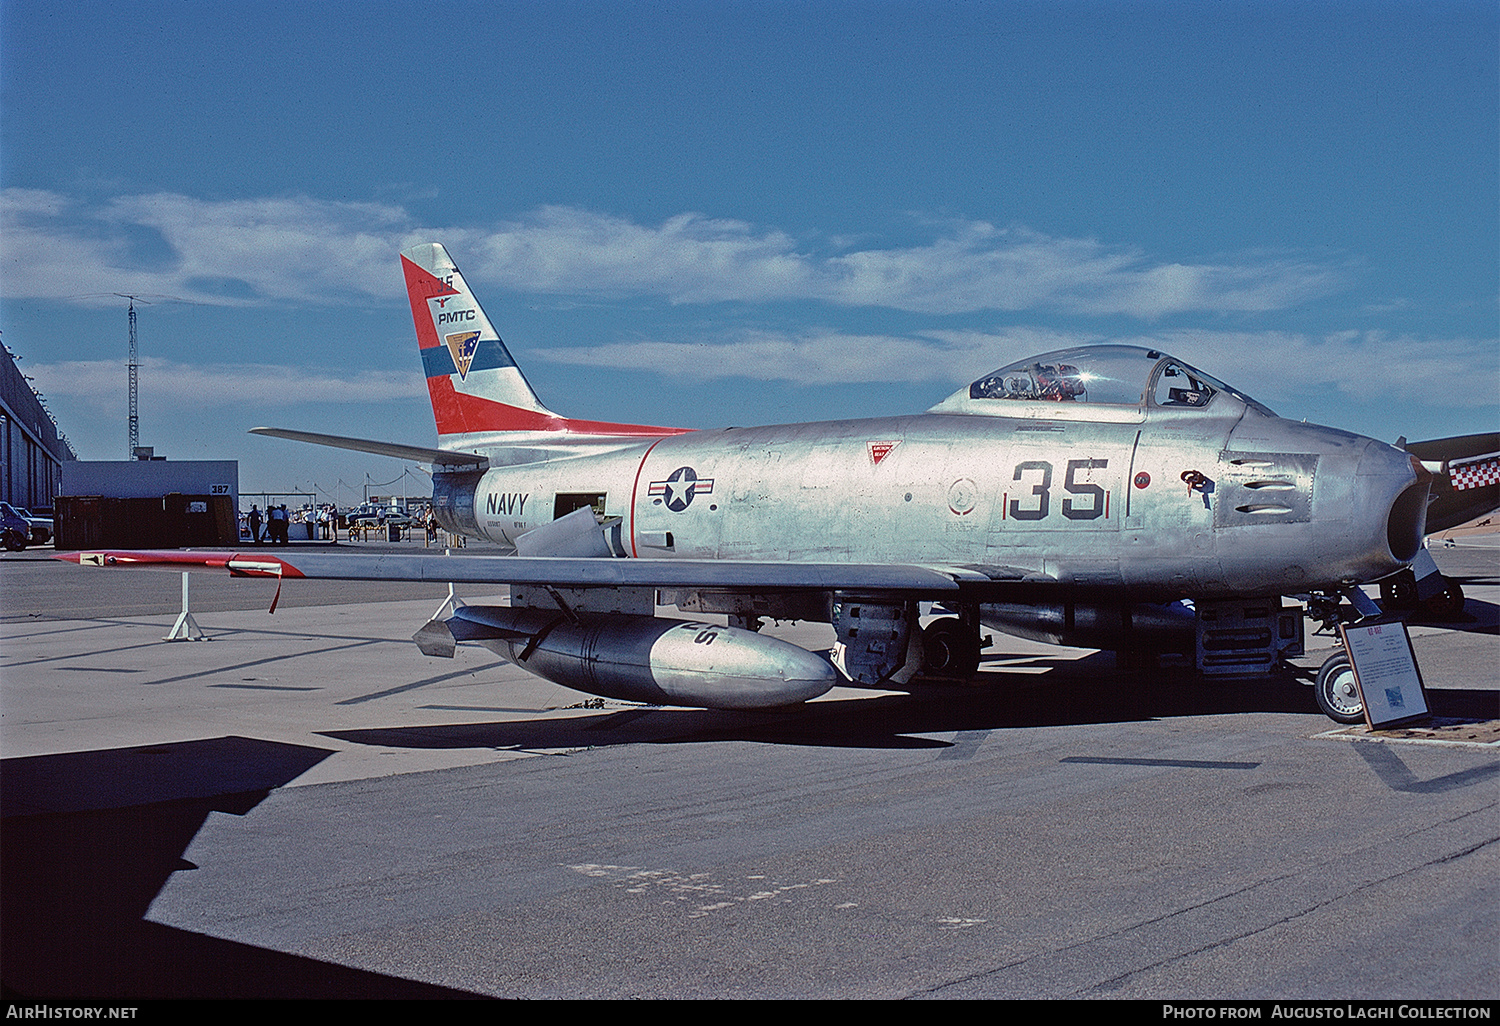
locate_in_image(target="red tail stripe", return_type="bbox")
[401,255,462,352]
[427,376,690,437]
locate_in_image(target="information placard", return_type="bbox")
[1338,621,1429,728]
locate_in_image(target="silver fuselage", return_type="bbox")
[435,392,1426,602]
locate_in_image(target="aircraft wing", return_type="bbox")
[248,427,489,470]
[53,549,1057,596]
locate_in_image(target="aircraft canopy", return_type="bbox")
[960,345,1273,414]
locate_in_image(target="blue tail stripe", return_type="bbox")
[420,337,519,379]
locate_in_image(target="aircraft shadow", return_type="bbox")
[1399,595,1500,635]
[1,737,484,1000]
[322,660,1495,753]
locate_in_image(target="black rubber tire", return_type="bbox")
[921,618,981,679]
[1379,571,1418,610]
[1314,652,1364,724]
[1422,579,1465,620]
[3,530,27,552]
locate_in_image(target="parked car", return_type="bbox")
[12,506,52,545]
[346,504,384,527]
[0,503,31,551]
[347,504,413,528]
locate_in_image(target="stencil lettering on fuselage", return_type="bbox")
[486,492,528,517]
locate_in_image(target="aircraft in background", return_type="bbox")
[1373,432,1499,616]
[65,243,1445,724]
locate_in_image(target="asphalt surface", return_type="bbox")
[2,538,1496,1000]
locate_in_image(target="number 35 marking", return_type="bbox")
[1009,459,1109,521]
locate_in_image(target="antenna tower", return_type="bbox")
[115,294,150,458]
[128,299,139,457]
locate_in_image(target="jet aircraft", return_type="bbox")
[63,243,1440,723]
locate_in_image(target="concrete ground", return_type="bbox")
[1,536,1495,999]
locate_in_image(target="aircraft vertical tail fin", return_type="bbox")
[401,242,558,438]
[401,243,687,443]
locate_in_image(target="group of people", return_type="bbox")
[246,504,291,545]
[243,502,434,544]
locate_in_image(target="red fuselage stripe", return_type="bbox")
[629,438,668,558]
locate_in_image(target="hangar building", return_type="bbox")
[1,343,76,510]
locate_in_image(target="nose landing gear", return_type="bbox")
[1314,651,1364,724]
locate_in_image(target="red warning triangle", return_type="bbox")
[867,440,900,465]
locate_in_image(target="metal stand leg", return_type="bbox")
[164,571,207,641]
[428,581,465,622]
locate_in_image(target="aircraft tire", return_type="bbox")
[921,618,980,679]
[1422,579,1465,620]
[1314,652,1364,724]
[1379,570,1419,610]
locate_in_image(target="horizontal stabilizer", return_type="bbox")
[249,427,488,469]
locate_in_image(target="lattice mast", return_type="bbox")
[113,294,148,458]
[127,298,139,458]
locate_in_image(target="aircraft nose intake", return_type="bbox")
[1380,452,1432,564]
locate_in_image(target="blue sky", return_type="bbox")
[2,0,1495,502]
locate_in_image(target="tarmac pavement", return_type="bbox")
[2,537,1495,999]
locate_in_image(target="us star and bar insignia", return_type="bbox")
[649,466,714,512]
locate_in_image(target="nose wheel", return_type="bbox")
[1314,651,1364,724]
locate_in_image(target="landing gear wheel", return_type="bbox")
[1422,579,1465,620]
[921,617,981,679]
[1314,652,1364,724]
[1379,570,1418,610]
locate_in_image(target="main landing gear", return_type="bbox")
[921,619,980,678]
[1378,567,1466,620]
[919,609,986,679]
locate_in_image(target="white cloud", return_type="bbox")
[25,356,424,408]
[533,326,1500,408]
[0,190,409,306]
[104,193,411,304]
[29,326,1471,417]
[533,326,1083,385]
[467,207,812,304]
[3,188,1347,318]
[1153,329,1500,408]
